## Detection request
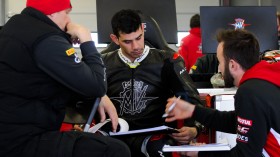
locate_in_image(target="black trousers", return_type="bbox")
[115,134,175,157]
[21,131,131,157]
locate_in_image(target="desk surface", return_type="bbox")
[198,88,237,96]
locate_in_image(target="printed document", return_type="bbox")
[109,125,179,136]
[162,143,231,152]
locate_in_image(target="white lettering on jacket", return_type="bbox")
[237,133,249,143]
[237,116,252,126]
[237,125,250,134]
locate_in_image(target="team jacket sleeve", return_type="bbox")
[192,106,237,133]
[33,35,107,97]
[163,53,201,105]
[162,52,203,130]
[197,82,268,157]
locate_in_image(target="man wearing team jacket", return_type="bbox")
[102,9,203,157]
[165,29,280,157]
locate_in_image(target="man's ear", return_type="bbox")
[141,23,145,30]
[141,24,145,35]
[47,12,57,18]
[229,59,241,72]
[110,34,119,45]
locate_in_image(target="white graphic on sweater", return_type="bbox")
[111,80,157,115]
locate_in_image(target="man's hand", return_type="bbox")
[73,124,83,132]
[164,97,195,122]
[179,141,204,157]
[180,150,199,157]
[98,95,119,132]
[66,22,92,43]
[170,126,197,144]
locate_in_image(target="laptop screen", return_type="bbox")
[200,6,278,54]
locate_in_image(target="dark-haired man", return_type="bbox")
[101,9,203,157]
[165,29,280,157]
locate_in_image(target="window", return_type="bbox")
[176,32,189,47]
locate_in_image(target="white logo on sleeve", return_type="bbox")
[74,53,81,63]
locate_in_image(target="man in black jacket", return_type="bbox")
[101,9,203,157]
[0,0,130,157]
[165,29,280,157]
[189,54,219,74]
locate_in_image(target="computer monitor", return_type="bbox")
[96,0,178,44]
[200,6,278,54]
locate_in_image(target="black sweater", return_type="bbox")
[0,7,106,156]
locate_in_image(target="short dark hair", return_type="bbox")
[216,29,260,70]
[111,9,142,38]
[190,14,200,28]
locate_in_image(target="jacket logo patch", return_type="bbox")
[191,65,197,70]
[237,116,252,126]
[110,80,157,116]
[66,48,75,56]
[237,133,248,143]
[74,53,81,63]
[180,67,187,75]
[237,125,250,134]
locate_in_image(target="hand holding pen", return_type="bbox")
[162,96,181,118]
[164,96,196,122]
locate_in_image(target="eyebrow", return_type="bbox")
[121,33,143,43]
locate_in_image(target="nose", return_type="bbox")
[131,40,139,50]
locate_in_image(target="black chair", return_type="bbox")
[101,13,175,54]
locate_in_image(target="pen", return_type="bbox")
[84,97,101,132]
[162,96,181,118]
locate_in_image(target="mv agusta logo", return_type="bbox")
[111,80,157,115]
[229,18,250,30]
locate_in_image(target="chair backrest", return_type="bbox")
[101,13,175,54]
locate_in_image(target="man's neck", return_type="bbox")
[119,45,150,63]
